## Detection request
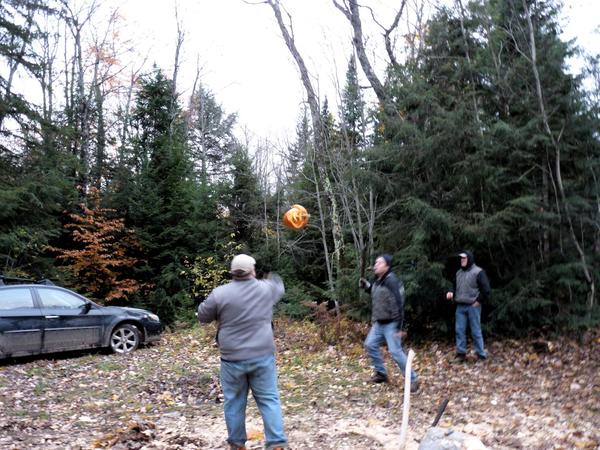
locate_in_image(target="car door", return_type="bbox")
[36,287,104,352]
[0,287,44,357]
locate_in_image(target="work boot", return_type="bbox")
[455,352,466,362]
[370,372,388,383]
[410,379,420,393]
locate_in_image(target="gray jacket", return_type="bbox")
[453,251,491,305]
[197,274,285,361]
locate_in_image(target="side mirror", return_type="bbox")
[81,302,92,314]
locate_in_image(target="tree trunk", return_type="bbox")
[170,10,184,141]
[332,0,386,105]
[93,75,106,189]
[267,0,340,308]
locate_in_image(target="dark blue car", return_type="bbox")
[0,282,162,359]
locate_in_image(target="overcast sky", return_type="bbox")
[102,0,600,141]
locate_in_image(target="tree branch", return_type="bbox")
[333,0,386,104]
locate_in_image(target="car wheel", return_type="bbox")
[110,324,140,354]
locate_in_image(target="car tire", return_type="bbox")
[110,324,140,354]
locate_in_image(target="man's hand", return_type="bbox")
[472,301,480,308]
[446,291,454,300]
[359,277,369,289]
[395,330,407,339]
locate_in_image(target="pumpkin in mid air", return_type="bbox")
[282,204,310,230]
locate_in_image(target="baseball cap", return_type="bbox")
[230,254,256,276]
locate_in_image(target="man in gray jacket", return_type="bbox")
[197,254,288,450]
[446,250,491,361]
[360,254,418,392]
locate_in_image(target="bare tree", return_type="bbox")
[404,0,428,62]
[332,0,387,104]
[60,0,99,191]
[262,0,345,311]
[361,0,408,71]
[170,6,185,140]
[88,9,129,188]
[38,10,61,152]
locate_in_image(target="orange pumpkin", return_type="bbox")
[282,204,310,230]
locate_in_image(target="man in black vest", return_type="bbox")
[446,251,491,361]
[360,254,418,392]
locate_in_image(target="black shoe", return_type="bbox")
[410,380,420,393]
[477,354,488,361]
[455,352,466,361]
[370,372,388,383]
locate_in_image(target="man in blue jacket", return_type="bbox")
[360,254,418,392]
[446,251,491,361]
[198,254,288,450]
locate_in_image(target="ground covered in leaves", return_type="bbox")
[0,320,598,449]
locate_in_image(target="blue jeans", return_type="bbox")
[220,354,287,449]
[455,304,486,357]
[364,321,417,382]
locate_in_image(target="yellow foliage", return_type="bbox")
[181,238,242,302]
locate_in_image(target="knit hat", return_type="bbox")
[230,254,256,276]
[379,253,393,268]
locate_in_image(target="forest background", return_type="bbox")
[1,0,599,339]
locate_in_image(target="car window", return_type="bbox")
[0,288,35,310]
[38,289,87,309]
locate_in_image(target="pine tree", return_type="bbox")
[122,67,204,322]
[340,54,367,149]
[368,0,600,334]
[186,82,238,185]
[227,146,263,248]
[0,145,76,278]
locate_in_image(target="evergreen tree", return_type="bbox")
[186,82,238,185]
[227,145,263,248]
[473,0,599,331]
[0,0,76,279]
[284,108,311,186]
[368,0,600,334]
[122,67,204,322]
[0,143,76,278]
[0,0,51,133]
[340,54,367,149]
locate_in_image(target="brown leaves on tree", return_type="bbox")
[51,188,142,302]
